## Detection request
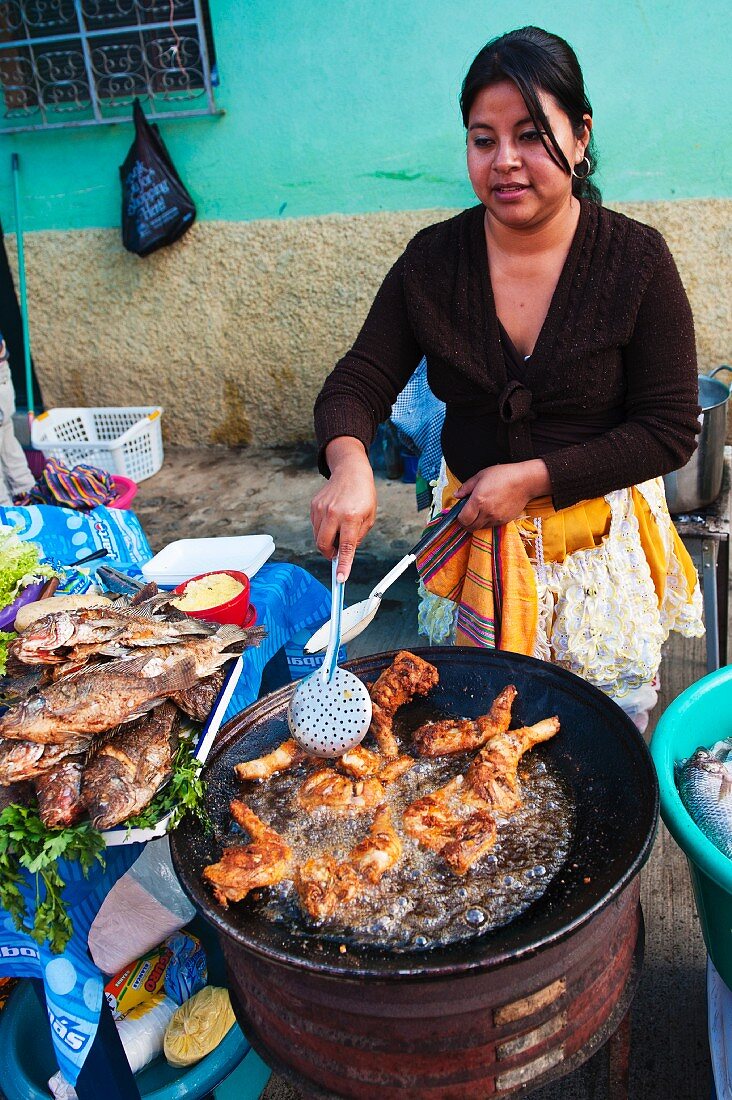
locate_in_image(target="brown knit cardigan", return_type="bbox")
[314,200,700,510]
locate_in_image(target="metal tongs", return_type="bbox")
[304,498,467,654]
[96,563,147,595]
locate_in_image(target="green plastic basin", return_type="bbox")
[651,665,732,988]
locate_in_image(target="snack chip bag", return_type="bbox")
[105,930,206,1020]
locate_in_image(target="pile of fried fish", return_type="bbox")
[0,586,264,831]
[204,651,560,922]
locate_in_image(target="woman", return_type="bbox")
[311,26,703,729]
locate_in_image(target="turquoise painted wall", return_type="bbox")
[1,0,729,231]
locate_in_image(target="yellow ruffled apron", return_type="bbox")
[416,465,704,704]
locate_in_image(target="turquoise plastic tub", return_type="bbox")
[651,665,732,988]
[0,916,270,1100]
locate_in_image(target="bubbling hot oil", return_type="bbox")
[239,728,574,953]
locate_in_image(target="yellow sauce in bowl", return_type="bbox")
[172,574,244,612]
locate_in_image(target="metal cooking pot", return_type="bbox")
[171,648,658,1097]
[664,366,731,514]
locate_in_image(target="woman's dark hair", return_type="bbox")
[460,26,601,204]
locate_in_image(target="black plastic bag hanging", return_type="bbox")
[120,99,196,257]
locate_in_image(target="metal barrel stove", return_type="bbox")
[172,648,658,1098]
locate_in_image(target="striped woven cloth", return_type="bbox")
[26,458,117,511]
[415,468,538,654]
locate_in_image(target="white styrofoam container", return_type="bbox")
[141,534,275,589]
[31,406,164,482]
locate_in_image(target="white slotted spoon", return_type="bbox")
[287,558,372,757]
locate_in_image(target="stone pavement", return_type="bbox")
[135,446,714,1100]
[133,442,425,587]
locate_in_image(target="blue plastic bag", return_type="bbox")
[0,504,153,592]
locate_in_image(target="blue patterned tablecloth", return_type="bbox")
[0,561,329,1085]
[222,561,330,724]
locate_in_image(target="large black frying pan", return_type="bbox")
[171,647,658,978]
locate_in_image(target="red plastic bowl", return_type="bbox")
[173,570,251,626]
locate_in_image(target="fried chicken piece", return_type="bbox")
[295,805,402,919]
[378,754,416,784]
[234,738,414,790]
[440,811,498,875]
[297,768,386,814]
[294,854,361,921]
[337,746,415,785]
[412,685,517,757]
[235,738,306,781]
[402,779,498,877]
[404,716,560,874]
[464,717,560,815]
[369,651,439,758]
[337,745,382,778]
[203,800,293,907]
[402,776,466,854]
[349,805,402,884]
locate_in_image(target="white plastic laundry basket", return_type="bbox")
[31,406,164,482]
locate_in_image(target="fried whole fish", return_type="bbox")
[11,606,215,665]
[112,625,266,681]
[0,734,91,783]
[0,778,34,811]
[0,654,198,743]
[82,701,181,829]
[0,668,48,704]
[171,670,226,722]
[35,756,86,828]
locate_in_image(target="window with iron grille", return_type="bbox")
[0,0,218,133]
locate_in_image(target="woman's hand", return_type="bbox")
[454,460,551,530]
[311,437,377,581]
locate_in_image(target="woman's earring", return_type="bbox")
[572,155,591,180]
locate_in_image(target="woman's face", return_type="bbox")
[466,80,590,230]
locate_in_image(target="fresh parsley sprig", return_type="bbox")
[124,729,210,834]
[0,804,105,954]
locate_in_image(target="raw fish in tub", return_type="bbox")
[677,747,732,859]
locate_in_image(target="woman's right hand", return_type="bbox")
[310,437,377,582]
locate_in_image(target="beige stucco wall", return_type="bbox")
[6,198,730,447]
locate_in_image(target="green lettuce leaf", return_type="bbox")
[0,525,56,609]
